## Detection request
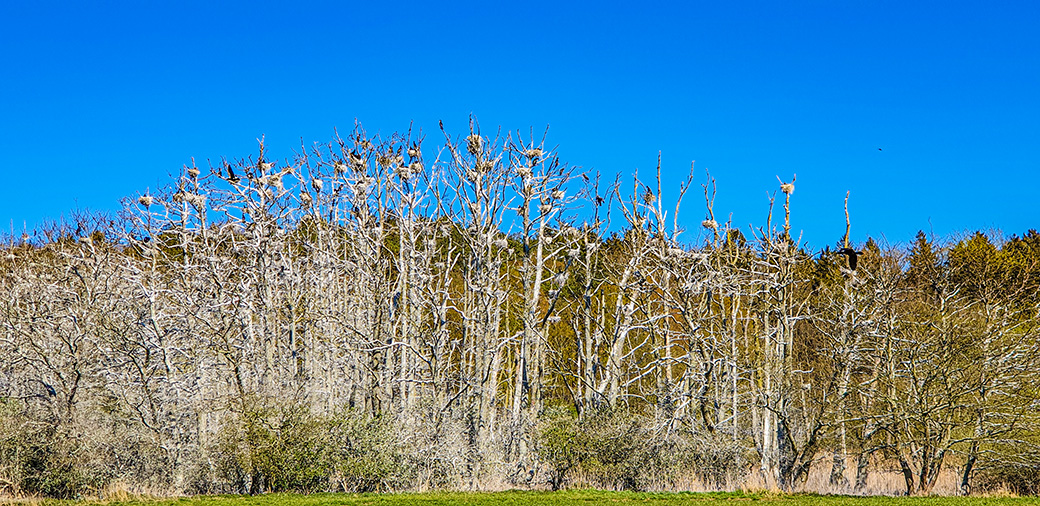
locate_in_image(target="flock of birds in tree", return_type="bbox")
[212,158,872,273]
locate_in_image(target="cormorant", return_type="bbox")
[226,163,239,183]
[837,248,862,271]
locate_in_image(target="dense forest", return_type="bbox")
[1,124,1038,498]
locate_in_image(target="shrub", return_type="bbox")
[0,399,21,495]
[537,404,746,491]
[213,396,405,494]
[537,405,658,491]
[329,410,404,492]
[17,427,88,499]
[976,454,1040,495]
[215,397,335,493]
[0,400,96,498]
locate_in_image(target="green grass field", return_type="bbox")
[16,490,1040,506]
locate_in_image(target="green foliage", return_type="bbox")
[214,397,403,494]
[537,405,735,491]
[216,397,336,493]
[16,428,90,499]
[0,400,97,498]
[537,405,651,490]
[906,230,941,292]
[329,410,404,492]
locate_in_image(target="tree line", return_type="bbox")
[1,123,1038,497]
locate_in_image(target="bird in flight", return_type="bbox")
[837,248,862,271]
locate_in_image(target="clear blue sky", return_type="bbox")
[2,1,1037,249]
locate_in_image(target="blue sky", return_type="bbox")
[2,1,1037,249]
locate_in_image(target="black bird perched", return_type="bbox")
[837,248,862,271]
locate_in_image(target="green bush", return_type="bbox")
[216,397,335,493]
[537,405,657,491]
[537,405,745,491]
[0,399,20,495]
[0,400,95,498]
[17,428,88,498]
[537,406,580,490]
[214,397,404,493]
[329,411,404,492]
